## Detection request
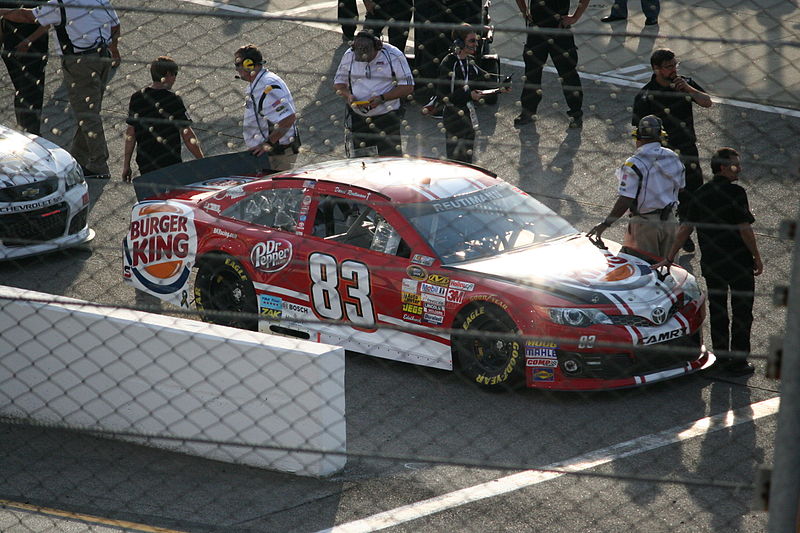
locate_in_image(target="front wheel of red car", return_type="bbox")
[194,254,258,331]
[452,304,524,389]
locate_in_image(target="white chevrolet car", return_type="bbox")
[0,124,94,260]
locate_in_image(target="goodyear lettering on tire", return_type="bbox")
[224,258,248,281]
[474,341,520,385]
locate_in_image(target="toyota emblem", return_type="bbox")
[651,306,667,325]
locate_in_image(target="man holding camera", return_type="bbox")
[633,48,712,251]
[334,31,414,156]
[435,25,510,163]
[587,115,685,259]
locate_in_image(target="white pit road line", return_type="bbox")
[318,397,780,533]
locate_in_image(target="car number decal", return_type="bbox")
[309,252,375,326]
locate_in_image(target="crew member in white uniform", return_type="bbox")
[333,30,414,156]
[587,115,685,258]
[0,0,120,179]
[235,44,300,171]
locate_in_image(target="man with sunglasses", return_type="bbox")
[436,25,510,163]
[633,48,712,252]
[235,44,300,171]
[333,30,414,156]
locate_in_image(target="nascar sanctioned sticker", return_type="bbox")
[122,201,197,307]
[251,239,293,273]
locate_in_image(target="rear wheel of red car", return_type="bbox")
[194,254,258,331]
[452,304,523,389]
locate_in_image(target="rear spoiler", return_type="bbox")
[132,151,272,202]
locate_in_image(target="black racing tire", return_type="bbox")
[452,303,523,389]
[194,254,258,331]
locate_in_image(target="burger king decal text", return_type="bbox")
[123,201,198,305]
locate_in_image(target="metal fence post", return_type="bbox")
[768,217,800,532]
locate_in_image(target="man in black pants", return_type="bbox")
[338,0,358,42]
[633,48,713,251]
[362,0,412,52]
[0,0,47,135]
[513,0,589,129]
[655,148,762,377]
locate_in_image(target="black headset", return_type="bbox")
[451,26,475,50]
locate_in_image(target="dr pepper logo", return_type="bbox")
[251,238,293,273]
[123,201,197,294]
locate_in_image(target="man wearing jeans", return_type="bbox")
[0,0,120,179]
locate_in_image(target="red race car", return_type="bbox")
[123,156,713,391]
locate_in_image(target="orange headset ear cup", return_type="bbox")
[242,58,255,71]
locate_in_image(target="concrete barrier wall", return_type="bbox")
[0,286,346,477]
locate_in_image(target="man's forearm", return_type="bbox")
[181,127,203,159]
[0,8,37,24]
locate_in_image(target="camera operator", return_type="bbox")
[435,24,510,163]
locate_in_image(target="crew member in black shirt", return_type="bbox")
[633,48,712,251]
[122,56,204,181]
[0,0,47,134]
[655,147,762,377]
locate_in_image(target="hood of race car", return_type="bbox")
[451,235,689,307]
[0,125,73,187]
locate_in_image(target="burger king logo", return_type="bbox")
[123,201,197,302]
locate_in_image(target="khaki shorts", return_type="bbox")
[623,211,678,259]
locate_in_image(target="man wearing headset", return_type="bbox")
[436,25,510,163]
[234,44,300,171]
[333,30,414,156]
[587,115,685,259]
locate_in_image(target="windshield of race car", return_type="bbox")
[399,183,577,264]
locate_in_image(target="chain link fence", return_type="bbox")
[0,1,798,531]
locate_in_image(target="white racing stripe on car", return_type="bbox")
[624,325,638,345]
[673,313,689,333]
[317,396,780,533]
[253,281,309,302]
[407,185,440,201]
